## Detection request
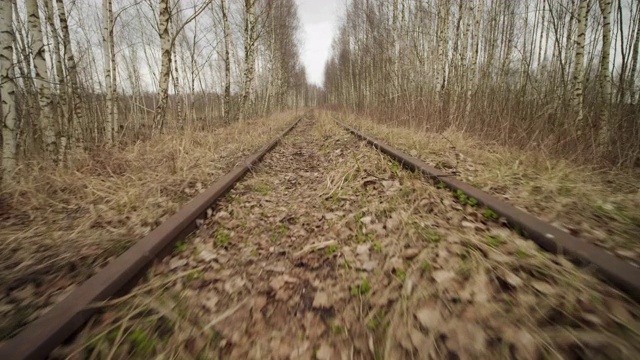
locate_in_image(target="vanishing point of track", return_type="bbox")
[2,114,639,359]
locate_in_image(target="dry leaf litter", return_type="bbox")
[52,115,640,359]
[334,111,640,265]
[0,112,298,341]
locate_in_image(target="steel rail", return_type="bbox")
[338,120,640,303]
[0,118,302,360]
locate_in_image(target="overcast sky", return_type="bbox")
[295,0,343,86]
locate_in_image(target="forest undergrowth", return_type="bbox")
[0,111,299,341]
[334,110,640,264]
[55,114,640,360]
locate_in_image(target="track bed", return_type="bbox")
[55,116,640,359]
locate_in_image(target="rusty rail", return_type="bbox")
[0,118,302,360]
[338,120,640,303]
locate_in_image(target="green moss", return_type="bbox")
[214,229,231,247]
[271,223,287,243]
[390,160,401,176]
[253,183,271,195]
[483,208,499,221]
[372,241,383,252]
[366,311,387,331]
[395,270,407,282]
[186,270,203,282]
[174,241,188,253]
[455,189,468,204]
[486,235,505,248]
[330,324,345,335]
[415,224,441,243]
[515,248,529,259]
[325,244,339,256]
[351,278,371,296]
[420,260,432,273]
[457,262,472,279]
[127,329,156,356]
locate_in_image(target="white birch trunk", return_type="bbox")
[56,0,85,148]
[153,0,172,131]
[221,0,231,122]
[598,0,613,147]
[27,0,56,160]
[102,0,116,143]
[573,0,589,126]
[1,0,17,185]
[239,0,257,122]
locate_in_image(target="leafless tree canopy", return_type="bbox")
[323,0,640,167]
[0,0,318,186]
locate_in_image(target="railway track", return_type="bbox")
[2,113,639,359]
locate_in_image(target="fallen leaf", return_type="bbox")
[360,260,377,272]
[503,327,539,360]
[502,271,523,288]
[316,343,333,360]
[415,305,442,330]
[402,248,420,260]
[531,281,556,295]
[312,292,332,309]
[443,321,488,358]
[432,270,456,284]
[198,250,217,262]
[216,211,231,220]
[224,277,246,294]
[169,258,188,270]
[356,244,370,255]
[409,327,428,352]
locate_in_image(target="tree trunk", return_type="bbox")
[27,0,56,160]
[239,0,257,122]
[221,0,232,123]
[628,6,640,104]
[153,0,172,131]
[44,0,68,162]
[56,0,85,148]
[573,0,589,126]
[102,0,117,143]
[1,0,17,185]
[465,0,480,121]
[598,0,613,148]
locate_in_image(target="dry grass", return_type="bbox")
[332,110,640,262]
[53,113,640,359]
[0,111,300,340]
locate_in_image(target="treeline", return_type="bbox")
[323,0,640,167]
[0,0,319,187]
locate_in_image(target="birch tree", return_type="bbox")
[221,0,232,123]
[239,0,257,122]
[153,0,172,130]
[102,0,117,143]
[598,0,613,147]
[1,0,17,185]
[573,0,589,125]
[56,0,85,147]
[27,0,56,160]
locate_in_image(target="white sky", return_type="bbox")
[295,0,343,86]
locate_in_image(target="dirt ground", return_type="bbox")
[58,114,640,359]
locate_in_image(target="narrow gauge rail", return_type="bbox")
[0,118,303,360]
[337,119,640,303]
[2,115,639,359]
